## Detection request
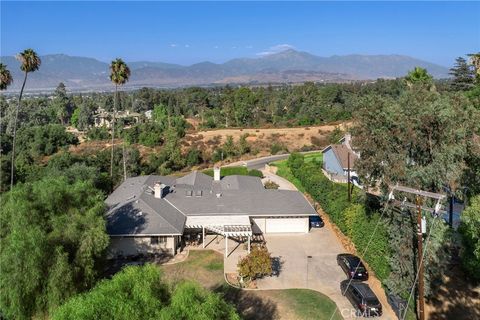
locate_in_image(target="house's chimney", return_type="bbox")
[214,166,221,181]
[343,133,352,150]
[154,182,164,199]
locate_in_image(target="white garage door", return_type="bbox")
[265,217,308,233]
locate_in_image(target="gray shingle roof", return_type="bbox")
[165,188,316,216]
[175,171,213,189]
[105,171,316,236]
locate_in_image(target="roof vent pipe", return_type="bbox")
[214,166,221,181]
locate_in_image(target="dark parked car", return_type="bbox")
[340,280,382,317]
[309,215,324,228]
[387,292,407,320]
[337,253,369,280]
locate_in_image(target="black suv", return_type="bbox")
[340,280,382,317]
[337,253,368,281]
[309,215,324,228]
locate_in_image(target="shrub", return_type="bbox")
[459,195,480,282]
[51,265,240,320]
[264,180,280,189]
[238,246,272,280]
[186,148,202,167]
[287,152,304,170]
[247,169,263,178]
[203,167,262,178]
[86,127,110,140]
[270,142,287,155]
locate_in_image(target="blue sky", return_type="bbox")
[1,1,479,67]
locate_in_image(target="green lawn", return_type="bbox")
[277,289,343,320]
[270,153,323,193]
[161,249,343,320]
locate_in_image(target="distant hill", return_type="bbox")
[0,50,450,92]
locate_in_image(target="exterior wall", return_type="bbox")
[108,235,178,258]
[323,148,344,176]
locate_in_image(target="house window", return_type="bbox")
[151,236,167,245]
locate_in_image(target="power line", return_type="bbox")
[402,215,440,320]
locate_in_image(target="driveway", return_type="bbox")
[256,229,397,320]
[261,169,297,191]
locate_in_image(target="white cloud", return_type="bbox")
[169,44,178,48]
[214,45,219,49]
[245,45,253,49]
[256,44,295,56]
[184,44,190,48]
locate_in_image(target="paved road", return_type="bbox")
[227,150,322,170]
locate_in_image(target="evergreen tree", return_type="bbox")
[449,57,475,91]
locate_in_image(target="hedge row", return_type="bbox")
[203,166,263,178]
[289,155,391,282]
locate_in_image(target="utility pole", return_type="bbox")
[388,185,445,320]
[347,152,351,202]
[449,196,454,228]
[416,196,425,320]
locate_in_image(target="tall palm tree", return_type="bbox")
[0,63,13,91]
[0,63,13,191]
[468,53,480,80]
[11,49,41,189]
[109,58,130,179]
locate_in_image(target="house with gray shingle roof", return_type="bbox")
[321,134,360,183]
[105,167,317,257]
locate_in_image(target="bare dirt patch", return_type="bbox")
[184,122,350,156]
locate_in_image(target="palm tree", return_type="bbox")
[468,53,480,80]
[405,67,433,86]
[11,49,41,189]
[109,58,130,179]
[0,63,13,191]
[0,63,13,91]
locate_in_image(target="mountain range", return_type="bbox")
[0,49,450,92]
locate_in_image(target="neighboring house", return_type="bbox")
[322,134,359,183]
[105,168,317,258]
[93,109,142,128]
[145,110,153,120]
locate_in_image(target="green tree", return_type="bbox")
[51,82,73,125]
[0,63,13,90]
[11,49,41,189]
[160,281,240,320]
[51,265,239,320]
[352,90,478,192]
[223,135,236,157]
[0,63,13,192]
[404,67,433,87]
[449,57,475,91]
[468,52,480,83]
[237,134,250,155]
[109,58,131,178]
[0,177,109,319]
[459,195,480,281]
[238,246,272,280]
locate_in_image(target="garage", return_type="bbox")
[252,217,309,234]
